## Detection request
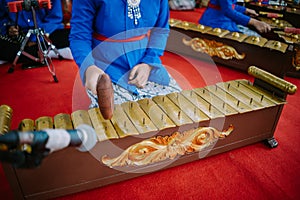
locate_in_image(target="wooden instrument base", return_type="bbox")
[2,107,281,200]
[3,70,295,199]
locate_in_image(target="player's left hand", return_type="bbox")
[128,63,152,88]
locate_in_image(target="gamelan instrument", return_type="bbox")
[245,1,300,78]
[255,12,300,43]
[166,18,300,78]
[0,66,297,200]
[245,0,300,28]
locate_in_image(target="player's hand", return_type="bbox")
[8,26,19,37]
[245,8,258,17]
[249,18,271,33]
[128,63,152,88]
[85,65,105,95]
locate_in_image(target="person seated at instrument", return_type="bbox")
[0,0,72,65]
[199,0,272,36]
[69,0,182,106]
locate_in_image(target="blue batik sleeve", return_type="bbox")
[69,0,97,83]
[219,0,250,27]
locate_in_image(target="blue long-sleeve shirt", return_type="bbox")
[0,0,64,35]
[199,0,250,32]
[69,0,171,94]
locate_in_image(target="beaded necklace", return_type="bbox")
[127,0,141,25]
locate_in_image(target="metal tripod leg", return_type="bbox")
[8,30,33,73]
[43,55,58,82]
[35,29,59,83]
[40,31,63,60]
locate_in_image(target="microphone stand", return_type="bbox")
[0,130,50,168]
[0,125,97,168]
[7,6,62,82]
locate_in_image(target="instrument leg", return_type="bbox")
[265,137,278,148]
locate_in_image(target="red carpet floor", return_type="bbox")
[0,51,299,200]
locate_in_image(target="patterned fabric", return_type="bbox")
[169,0,196,10]
[87,75,182,107]
[237,25,261,37]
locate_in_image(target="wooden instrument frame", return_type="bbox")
[1,67,297,200]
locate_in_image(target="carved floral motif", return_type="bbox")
[293,47,300,71]
[102,125,234,167]
[183,37,245,60]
